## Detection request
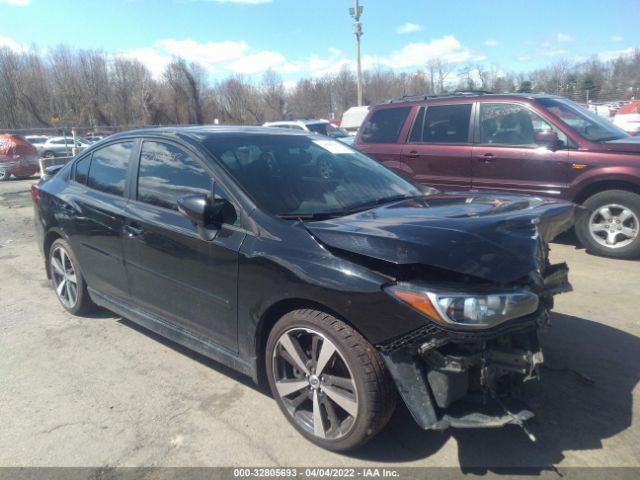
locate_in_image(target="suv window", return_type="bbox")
[420,104,472,144]
[86,142,133,196]
[360,107,410,144]
[137,141,211,211]
[479,103,567,146]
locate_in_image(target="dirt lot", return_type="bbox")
[1,176,639,470]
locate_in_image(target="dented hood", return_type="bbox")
[306,193,578,284]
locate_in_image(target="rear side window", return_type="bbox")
[360,107,410,144]
[137,141,211,211]
[422,104,472,144]
[74,155,91,185]
[87,142,133,196]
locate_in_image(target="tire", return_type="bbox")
[0,166,10,181]
[576,190,640,259]
[43,151,56,159]
[48,238,95,315]
[265,309,396,451]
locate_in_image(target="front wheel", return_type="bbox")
[0,166,10,181]
[43,151,56,159]
[265,309,396,451]
[576,190,640,259]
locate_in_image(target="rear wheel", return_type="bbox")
[49,238,95,315]
[576,190,640,259]
[265,309,396,451]
[43,151,55,159]
[0,166,10,181]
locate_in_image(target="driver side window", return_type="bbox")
[479,103,567,147]
[137,141,211,211]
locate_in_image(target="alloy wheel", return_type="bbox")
[588,203,639,249]
[51,246,78,308]
[0,167,9,181]
[272,328,359,441]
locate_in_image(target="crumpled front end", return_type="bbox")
[377,259,570,434]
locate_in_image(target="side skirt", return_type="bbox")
[88,287,257,381]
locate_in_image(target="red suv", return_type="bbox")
[354,92,640,259]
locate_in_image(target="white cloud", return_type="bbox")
[0,0,30,5]
[0,34,29,53]
[543,48,569,57]
[557,32,574,42]
[210,0,271,4]
[369,35,475,69]
[611,35,624,42]
[396,23,423,34]
[120,47,172,77]
[483,39,501,47]
[517,55,531,62]
[158,38,248,64]
[227,50,287,74]
[598,47,635,61]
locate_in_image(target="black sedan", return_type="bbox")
[32,127,577,451]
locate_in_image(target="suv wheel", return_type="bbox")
[576,190,640,259]
[265,309,396,451]
[43,151,56,159]
[49,239,95,315]
[0,166,10,181]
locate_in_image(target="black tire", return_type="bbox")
[48,238,95,315]
[265,309,396,451]
[576,189,640,259]
[43,151,55,159]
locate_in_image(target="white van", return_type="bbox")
[340,106,369,136]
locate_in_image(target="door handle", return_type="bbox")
[406,150,420,159]
[123,224,144,237]
[476,153,495,163]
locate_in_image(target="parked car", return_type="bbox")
[0,133,40,180]
[25,135,50,154]
[263,119,353,145]
[355,92,640,259]
[33,127,577,451]
[613,100,640,136]
[340,105,370,136]
[41,136,90,158]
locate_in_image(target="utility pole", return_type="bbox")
[349,0,364,106]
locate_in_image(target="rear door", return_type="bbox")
[64,141,136,301]
[122,139,244,351]
[400,103,473,190]
[471,102,570,197]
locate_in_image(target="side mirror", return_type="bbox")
[177,194,210,227]
[177,193,232,228]
[535,130,561,150]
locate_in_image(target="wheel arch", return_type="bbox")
[254,298,361,388]
[574,179,640,205]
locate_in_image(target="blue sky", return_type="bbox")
[1,0,638,83]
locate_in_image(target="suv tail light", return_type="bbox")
[30,183,40,205]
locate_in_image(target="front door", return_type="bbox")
[400,103,473,190]
[122,140,244,351]
[471,102,570,197]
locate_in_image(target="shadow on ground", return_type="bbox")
[347,313,639,470]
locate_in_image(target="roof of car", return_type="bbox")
[107,125,313,142]
[381,91,562,105]
[264,119,329,126]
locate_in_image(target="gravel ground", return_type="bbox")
[1,176,638,471]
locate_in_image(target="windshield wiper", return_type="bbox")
[342,194,420,215]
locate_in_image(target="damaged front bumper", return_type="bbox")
[378,263,570,433]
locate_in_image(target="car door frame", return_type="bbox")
[470,100,571,198]
[121,135,250,352]
[399,101,475,190]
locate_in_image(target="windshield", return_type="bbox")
[307,122,348,138]
[204,134,421,218]
[537,97,628,142]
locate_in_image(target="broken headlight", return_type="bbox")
[385,283,539,329]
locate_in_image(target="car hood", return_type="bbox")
[305,193,578,284]
[600,136,640,153]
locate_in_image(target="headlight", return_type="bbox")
[385,283,539,329]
